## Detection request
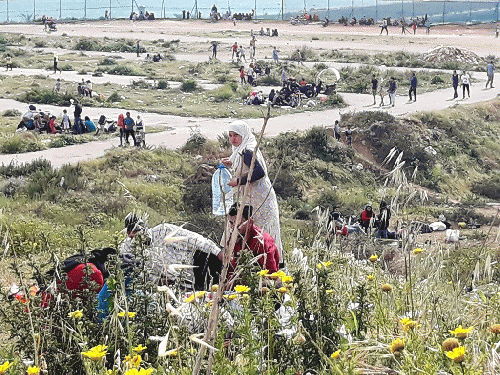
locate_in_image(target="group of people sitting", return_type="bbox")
[41,15,57,31]
[258,27,279,37]
[145,53,163,62]
[129,11,155,20]
[18,202,283,321]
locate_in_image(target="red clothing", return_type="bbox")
[117,114,125,129]
[232,43,238,51]
[228,224,280,280]
[65,263,104,291]
[360,210,375,225]
[48,118,57,134]
[240,69,245,78]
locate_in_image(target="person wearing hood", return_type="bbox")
[377,201,391,238]
[221,120,284,268]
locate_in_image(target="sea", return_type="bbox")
[0,0,499,25]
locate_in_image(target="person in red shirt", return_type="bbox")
[360,204,376,233]
[231,42,238,61]
[225,203,280,283]
[117,113,125,146]
[48,115,57,134]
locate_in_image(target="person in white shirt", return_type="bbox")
[461,70,471,99]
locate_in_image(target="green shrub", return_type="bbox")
[181,79,198,92]
[34,40,47,48]
[471,175,500,200]
[259,75,281,86]
[290,46,317,61]
[99,57,117,65]
[273,171,303,199]
[74,39,100,51]
[19,89,75,106]
[156,80,169,89]
[2,109,21,117]
[0,158,52,177]
[107,91,122,102]
[325,94,345,106]
[182,183,212,213]
[314,63,328,71]
[210,83,236,102]
[107,65,141,76]
[60,63,73,71]
[431,75,445,84]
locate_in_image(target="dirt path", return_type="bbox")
[1,74,497,168]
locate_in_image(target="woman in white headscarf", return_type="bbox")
[222,120,283,265]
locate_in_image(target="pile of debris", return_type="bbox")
[421,46,483,65]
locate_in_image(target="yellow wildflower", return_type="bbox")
[27,367,41,375]
[330,349,341,359]
[326,289,334,294]
[413,248,424,254]
[446,346,466,363]
[257,270,269,277]
[490,324,500,334]
[133,344,147,353]
[400,318,418,331]
[369,254,378,262]
[184,294,196,303]
[68,310,83,319]
[107,370,118,375]
[381,284,392,292]
[389,338,404,353]
[0,361,12,374]
[234,285,250,293]
[242,294,250,300]
[163,348,179,357]
[281,275,294,283]
[277,287,289,294]
[211,284,219,292]
[118,311,136,319]
[124,369,154,375]
[82,344,108,361]
[195,291,206,298]
[367,275,374,281]
[269,270,287,279]
[224,294,238,300]
[442,338,460,352]
[449,325,473,339]
[206,300,214,308]
[124,354,141,368]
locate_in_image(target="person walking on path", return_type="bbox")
[221,120,284,267]
[452,70,459,99]
[371,74,378,105]
[136,41,141,57]
[425,20,431,34]
[380,18,388,35]
[124,112,136,145]
[238,45,247,63]
[53,52,61,74]
[334,120,341,141]
[461,70,471,99]
[5,54,12,71]
[388,77,397,107]
[231,41,238,61]
[412,22,417,34]
[210,41,217,59]
[378,77,386,106]
[486,61,495,89]
[239,66,246,85]
[249,36,256,60]
[272,46,279,64]
[408,72,417,102]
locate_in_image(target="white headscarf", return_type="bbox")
[228,120,268,176]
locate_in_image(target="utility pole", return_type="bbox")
[33,0,35,21]
[60,0,62,19]
[328,0,330,18]
[376,0,378,22]
[131,0,134,16]
[7,0,9,22]
[442,0,445,25]
[84,0,87,19]
[254,0,256,20]
[109,0,112,18]
[282,0,284,20]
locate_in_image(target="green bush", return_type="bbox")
[431,75,445,84]
[19,89,75,106]
[156,80,169,89]
[210,83,236,102]
[2,109,21,117]
[325,94,345,106]
[471,175,500,200]
[34,40,47,48]
[60,63,73,71]
[290,46,317,61]
[259,75,281,86]
[107,65,141,76]
[74,39,100,51]
[107,91,122,102]
[99,57,117,65]
[182,183,212,213]
[0,158,52,177]
[181,79,198,92]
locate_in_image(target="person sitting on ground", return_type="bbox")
[224,203,280,284]
[54,78,61,93]
[268,89,276,104]
[48,115,59,134]
[360,204,376,232]
[120,213,223,290]
[259,27,265,36]
[18,105,37,130]
[84,116,96,133]
[300,77,307,86]
[377,201,391,238]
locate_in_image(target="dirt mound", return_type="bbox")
[422,45,483,65]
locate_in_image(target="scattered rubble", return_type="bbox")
[422,46,483,65]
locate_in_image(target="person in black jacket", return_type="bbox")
[377,201,391,238]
